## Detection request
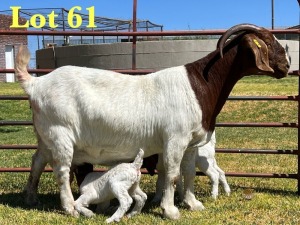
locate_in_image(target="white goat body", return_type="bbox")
[19,52,205,219]
[25,65,204,165]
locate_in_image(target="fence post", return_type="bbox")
[298,75,300,195]
[131,0,137,70]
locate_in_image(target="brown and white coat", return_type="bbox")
[15,24,290,220]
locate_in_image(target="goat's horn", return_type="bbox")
[217,23,262,58]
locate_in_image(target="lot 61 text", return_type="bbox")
[10,6,96,29]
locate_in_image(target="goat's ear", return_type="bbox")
[243,34,274,73]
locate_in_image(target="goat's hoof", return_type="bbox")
[106,217,121,223]
[65,207,79,217]
[127,211,138,218]
[70,210,80,218]
[185,200,205,211]
[83,211,95,218]
[225,188,231,196]
[24,192,39,207]
[162,205,180,220]
[211,194,218,200]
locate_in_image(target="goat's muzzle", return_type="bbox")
[273,65,289,79]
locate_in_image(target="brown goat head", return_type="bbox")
[218,24,290,79]
[255,29,290,78]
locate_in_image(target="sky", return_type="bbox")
[1,0,298,68]
[0,0,299,30]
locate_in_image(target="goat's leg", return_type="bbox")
[160,137,188,220]
[24,149,47,206]
[74,163,94,187]
[175,172,184,201]
[152,154,164,203]
[181,149,205,210]
[214,160,231,196]
[201,161,220,199]
[197,156,221,199]
[50,138,78,217]
[53,162,78,217]
[106,185,133,223]
[74,192,97,217]
[127,185,147,218]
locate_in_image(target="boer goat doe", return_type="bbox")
[15,23,290,220]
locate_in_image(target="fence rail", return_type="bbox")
[1,28,299,36]
[0,145,297,155]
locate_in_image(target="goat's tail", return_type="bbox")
[133,148,144,170]
[15,45,32,83]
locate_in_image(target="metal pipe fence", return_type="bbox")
[0,22,299,192]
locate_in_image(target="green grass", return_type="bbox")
[0,76,300,224]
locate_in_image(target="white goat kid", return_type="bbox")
[180,132,230,199]
[16,23,290,220]
[153,131,230,203]
[75,149,147,223]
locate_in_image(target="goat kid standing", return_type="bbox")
[76,132,230,202]
[192,131,231,199]
[152,131,230,203]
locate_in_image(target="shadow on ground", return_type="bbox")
[0,191,166,218]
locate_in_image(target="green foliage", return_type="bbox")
[0,76,299,224]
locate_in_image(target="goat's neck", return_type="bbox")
[185,48,246,131]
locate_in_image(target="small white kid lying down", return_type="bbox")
[75,149,147,223]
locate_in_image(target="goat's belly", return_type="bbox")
[72,142,160,166]
[73,147,134,165]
